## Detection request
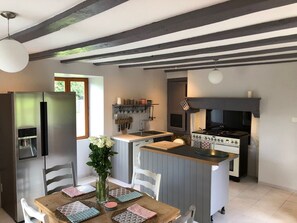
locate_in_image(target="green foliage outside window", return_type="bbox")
[55,81,65,92]
[70,82,84,100]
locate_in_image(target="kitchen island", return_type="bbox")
[140,144,237,223]
[111,131,173,183]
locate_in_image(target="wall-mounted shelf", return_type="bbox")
[112,104,159,116]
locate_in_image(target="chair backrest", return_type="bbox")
[172,205,196,223]
[43,162,76,195]
[21,198,48,223]
[131,166,161,200]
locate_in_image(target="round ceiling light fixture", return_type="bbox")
[0,11,29,73]
[208,59,223,84]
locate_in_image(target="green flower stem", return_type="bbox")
[96,176,109,203]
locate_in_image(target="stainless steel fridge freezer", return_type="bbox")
[0,92,77,222]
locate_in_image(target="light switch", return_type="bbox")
[292,117,297,123]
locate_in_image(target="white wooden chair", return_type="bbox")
[172,205,196,223]
[131,166,161,200]
[21,198,48,223]
[43,162,76,195]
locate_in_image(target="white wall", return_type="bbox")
[166,71,187,79]
[95,66,167,136]
[186,62,297,190]
[0,60,167,179]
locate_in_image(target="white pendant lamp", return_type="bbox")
[0,11,29,73]
[208,59,223,84]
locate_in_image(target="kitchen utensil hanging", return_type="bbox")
[115,116,133,132]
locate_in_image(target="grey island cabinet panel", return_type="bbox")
[140,146,230,223]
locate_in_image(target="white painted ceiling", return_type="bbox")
[1,0,297,71]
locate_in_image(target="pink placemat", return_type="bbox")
[127,204,157,219]
[62,187,84,198]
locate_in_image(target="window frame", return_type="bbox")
[54,77,89,140]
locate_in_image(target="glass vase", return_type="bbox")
[96,175,109,203]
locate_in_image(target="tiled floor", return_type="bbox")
[1,177,296,223]
[213,177,297,223]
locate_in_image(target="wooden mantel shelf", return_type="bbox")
[185,97,261,117]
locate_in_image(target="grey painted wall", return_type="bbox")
[185,62,297,190]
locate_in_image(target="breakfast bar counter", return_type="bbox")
[141,144,237,165]
[140,144,236,223]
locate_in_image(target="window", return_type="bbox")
[55,77,89,139]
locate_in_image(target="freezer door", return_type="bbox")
[14,92,44,222]
[43,92,77,179]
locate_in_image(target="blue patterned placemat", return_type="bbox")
[116,191,143,203]
[109,187,132,198]
[67,207,100,223]
[112,210,146,223]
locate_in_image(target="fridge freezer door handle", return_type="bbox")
[40,102,48,156]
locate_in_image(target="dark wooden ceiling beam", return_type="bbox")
[11,0,128,43]
[61,16,297,63]
[165,59,297,73]
[93,33,297,66]
[150,52,297,70]
[136,45,297,70]
[29,0,297,61]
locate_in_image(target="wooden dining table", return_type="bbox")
[34,182,180,223]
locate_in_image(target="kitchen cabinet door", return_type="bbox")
[111,140,133,183]
[133,139,153,168]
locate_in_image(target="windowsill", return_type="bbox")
[78,175,96,185]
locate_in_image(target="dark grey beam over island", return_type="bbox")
[140,145,237,223]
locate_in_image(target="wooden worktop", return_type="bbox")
[112,131,173,142]
[141,144,237,165]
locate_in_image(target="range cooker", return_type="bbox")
[192,129,249,182]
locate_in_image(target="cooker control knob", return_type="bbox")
[235,141,238,144]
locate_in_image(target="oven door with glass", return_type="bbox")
[215,144,240,177]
